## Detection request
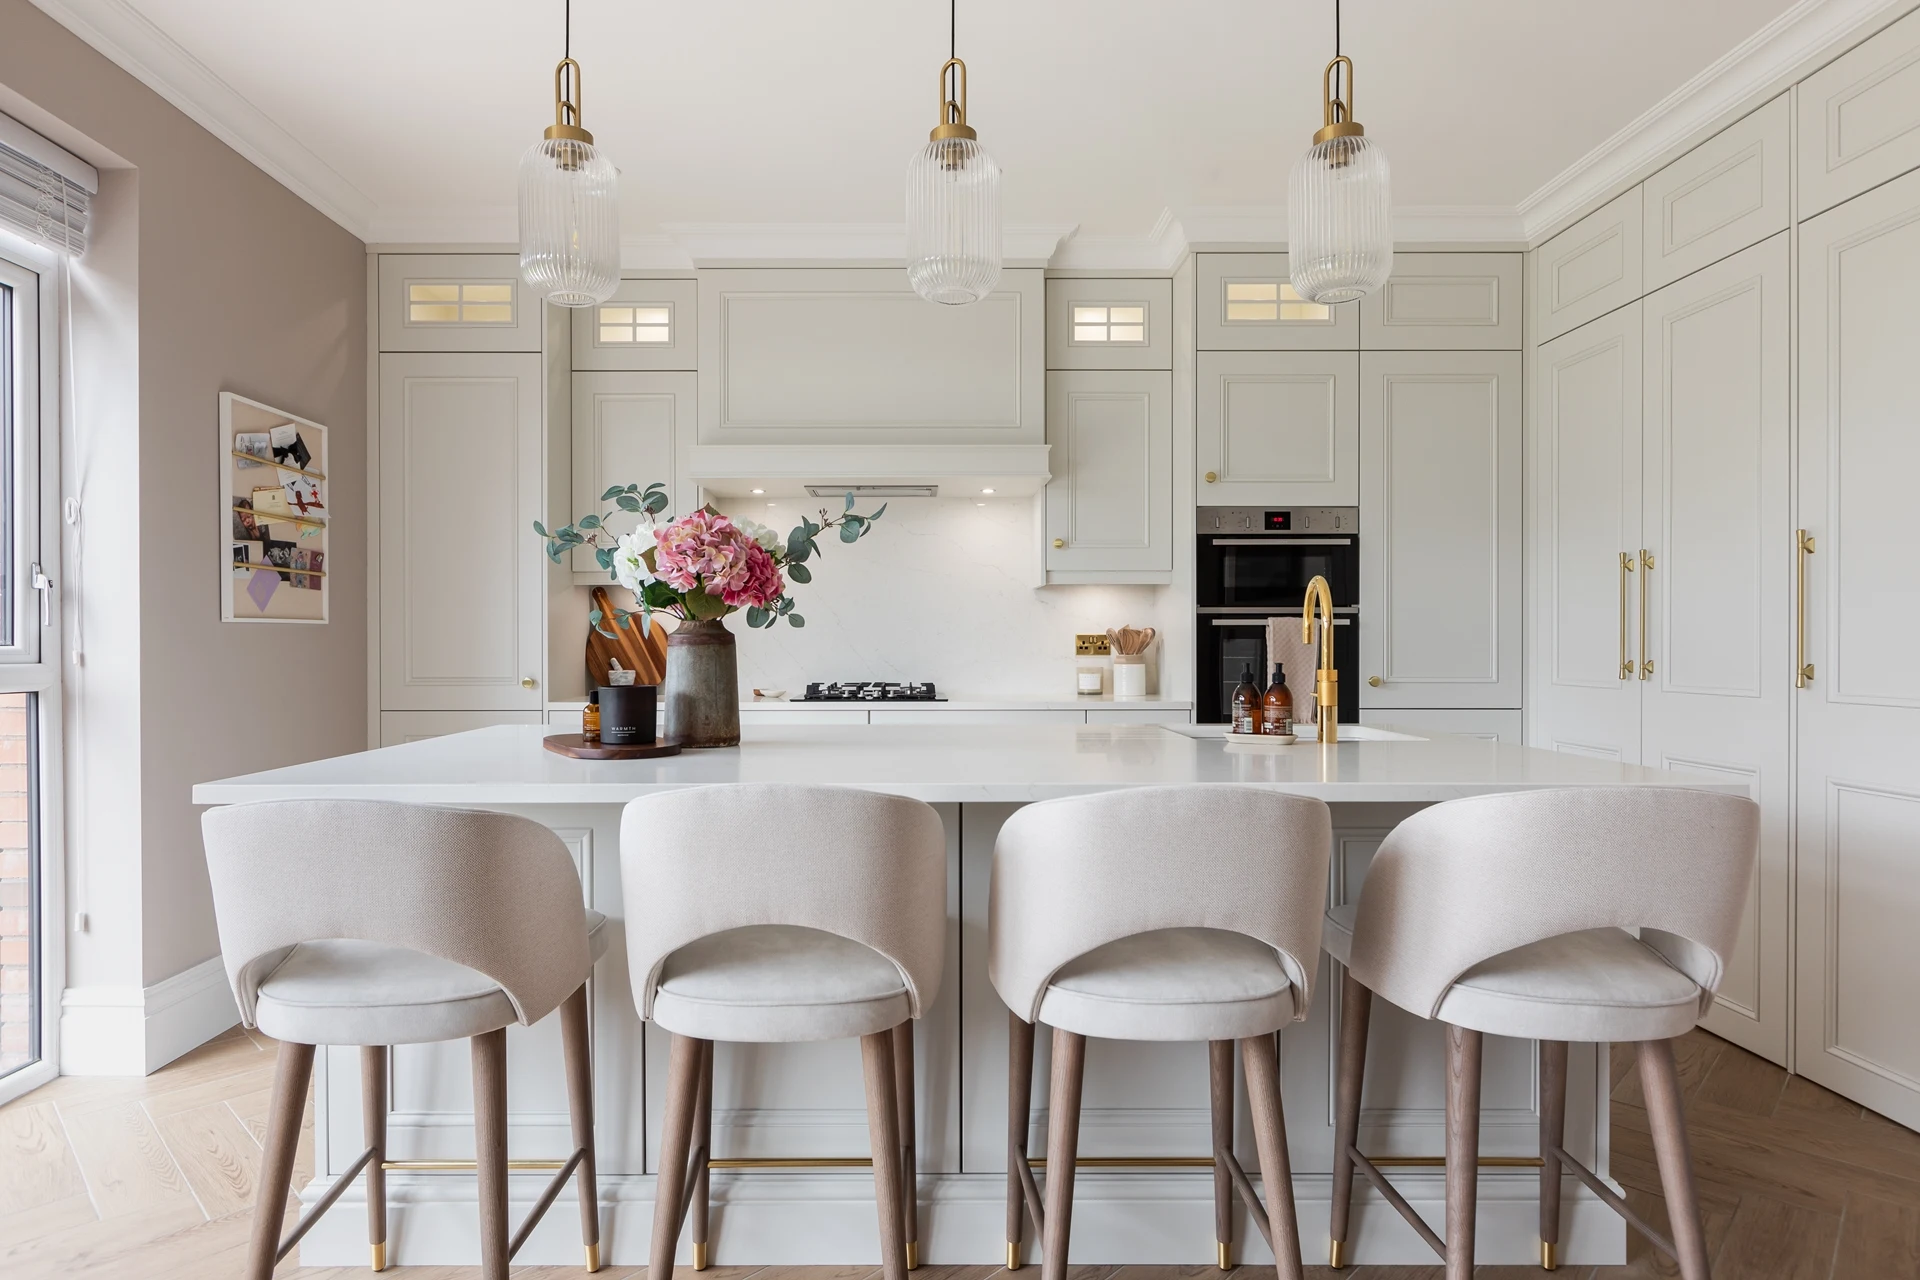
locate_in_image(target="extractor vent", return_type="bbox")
[802,484,939,499]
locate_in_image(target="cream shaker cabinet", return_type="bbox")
[1641,94,1789,292]
[1044,370,1173,576]
[1357,253,1523,350]
[1358,350,1522,711]
[378,352,546,712]
[569,371,695,584]
[569,277,698,371]
[1045,277,1173,371]
[1794,168,1920,1127]
[375,253,542,354]
[1196,253,1356,350]
[1534,187,1644,343]
[1197,350,1359,507]
[1797,5,1920,219]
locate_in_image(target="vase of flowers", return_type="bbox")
[537,484,886,748]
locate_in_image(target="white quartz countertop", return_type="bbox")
[546,697,1194,712]
[194,722,1747,807]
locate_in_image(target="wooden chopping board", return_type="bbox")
[586,586,668,687]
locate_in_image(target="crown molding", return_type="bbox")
[1049,208,1188,272]
[29,0,376,239]
[1176,204,1525,250]
[1518,0,1916,243]
[656,222,1074,268]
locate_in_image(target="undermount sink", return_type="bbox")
[1167,723,1426,742]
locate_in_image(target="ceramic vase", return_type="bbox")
[663,618,740,748]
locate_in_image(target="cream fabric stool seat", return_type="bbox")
[624,784,947,1280]
[203,800,605,1280]
[990,786,1332,1280]
[1323,787,1760,1280]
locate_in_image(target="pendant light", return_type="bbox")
[518,0,620,308]
[905,0,1002,305]
[1287,0,1392,304]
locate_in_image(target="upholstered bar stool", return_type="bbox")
[1321,787,1759,1279]
[203,799,608,1280]
[623,783,947,1280]
[990,786,1333,1280]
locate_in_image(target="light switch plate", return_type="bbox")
[1075,633,1111,656]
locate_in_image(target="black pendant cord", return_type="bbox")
[565,0,571,61]
[1335,0,1340,58]
[947,0,958,110]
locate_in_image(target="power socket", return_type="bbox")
[1075,633,1111,656]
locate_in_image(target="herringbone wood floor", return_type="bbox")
[1,1025,1915,1279]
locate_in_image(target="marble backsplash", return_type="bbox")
[708,496,1191,701]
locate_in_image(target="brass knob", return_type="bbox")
[521,676,538,689]
[1368,676,1381,687]
[1204,471,1218,483]
[1053,538,1065,548]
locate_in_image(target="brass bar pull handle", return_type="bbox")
[1797,530,1815,687]
[1639,549,1655,680]
[1618,552,1634,680]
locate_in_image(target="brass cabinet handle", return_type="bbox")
[1639,549,1655,679]
[1797,530,1815,687]
[1053,538,1065,549]
[1618,552,1634,680]
[521,676,538,689]
[1204,471,1218,483]
[1367,676,1381,687]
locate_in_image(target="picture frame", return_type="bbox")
[220,392,329,624]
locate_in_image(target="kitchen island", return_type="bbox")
[193,722,1744,1269]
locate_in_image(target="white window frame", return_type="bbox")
[0,235,65,1105]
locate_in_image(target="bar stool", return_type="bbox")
[989,786,1333,1280]
[202,799,607,1280]
[1321,786,1760,1279]
[623,783,947,1280]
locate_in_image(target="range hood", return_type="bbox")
[690,444,1052,499]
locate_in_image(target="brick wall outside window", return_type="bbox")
[0,694,33,1075]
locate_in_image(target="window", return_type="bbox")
[597,304,672,345]
[406,281,515,325]
[1071,304,1147,344]
[1224,280,1329,323]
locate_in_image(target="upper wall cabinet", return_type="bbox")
[1643,95,1789,292]
[377,254,542,353]
[1799,6,1920,219]
[1535,187,1644,343]
[1045,370,1172,576]
[1197,253,1357,350]
[697,268,1044,445]
[571,371,695,583]
[1198,350,1359,507]
[1358,253,1522,349]
[1046,278,1173,370]
[570,278,698,371]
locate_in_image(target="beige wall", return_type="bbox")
[0,0,368,990]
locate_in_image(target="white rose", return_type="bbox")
[733,517,781,553]
[611,525,657,594]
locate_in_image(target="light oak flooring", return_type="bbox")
[1,1025,1915,1278]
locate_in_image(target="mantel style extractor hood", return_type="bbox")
[690,443,1052,499]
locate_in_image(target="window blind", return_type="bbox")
[0,113,96,257]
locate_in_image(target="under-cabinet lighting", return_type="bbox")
[750,488,764,494]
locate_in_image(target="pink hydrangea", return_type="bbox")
[652,510,785,609]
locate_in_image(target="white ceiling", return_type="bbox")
[30,0,1894,261]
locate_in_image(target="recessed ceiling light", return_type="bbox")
[750,488,765,495]
[980,487,995,494]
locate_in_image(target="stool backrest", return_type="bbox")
[622,784,948,1021]
[988,786,1332,1024]
[1347,786,1760,1020]
[203,799,592,1029]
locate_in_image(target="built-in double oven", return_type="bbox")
[1195,507,1359,725]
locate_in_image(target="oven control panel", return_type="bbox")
[1196,506,1357,534]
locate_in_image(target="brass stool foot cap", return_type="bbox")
[1328,1238,1345,1269]
[370,1241,387,1271]
[691,1241,708,1270]
[1007,1240,1022,1269]
[906,1240,919,1269]
[586,1242,602,1272]
[1216,1241,1232,1269]
[1541,1240,1558,1271]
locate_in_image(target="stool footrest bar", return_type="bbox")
[1347,1147,1447,1261]
[505,1147,588,1261]
[1014,1145,1045,1238]
[276,1145,377,1262]
[1550,1144,1677,1262]
[1218,1147,1274,1255]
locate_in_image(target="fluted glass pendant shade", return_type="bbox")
[906,58,1002,305]
[519,57,619,308]
[1288,54,1392,305]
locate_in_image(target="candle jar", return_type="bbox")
[1076,662,1105,696]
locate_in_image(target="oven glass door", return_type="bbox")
[1197,614,1359,725]
[1198,536,1357,608]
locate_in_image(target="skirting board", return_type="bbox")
[59,954,239,1075]
[291,1170,1628,1267]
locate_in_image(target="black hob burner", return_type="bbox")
[799,681,944,702]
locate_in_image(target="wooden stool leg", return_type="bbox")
[560,984,602,1272]
[361,1045,388,1272]
[246,1040,314,1280]
[1208,1039,1235,1270]
[1639,1038,1713,1280]
[1538,1039,1569,1271]
[893,1019,919,1269]
[1243,1033,1305,1280]
[1443,1024,1483,1280]
[650,1034,705,1280]
[1328,971,1372,1269]
[1006,1012,1036,1270]
[471,1028,510,1280]
[1041,1028,1086,1280]
[861,1027,910,1280]
[690,1039,712,1270]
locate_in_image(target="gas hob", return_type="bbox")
[797,682,944,702]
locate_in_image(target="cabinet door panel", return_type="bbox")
[1359,253,1522,349]
[1641,234,1790,1064]
[1796,168,1920,1126]
[1526,305,1643,763]
[1198,351,1358,507]
[1360,351,1521,709]
[570,371,695,583]
[570,278,697,371]
[1643,95,1789,291]
[1535,188,1644,343]
[377,254,540,353]
[1046,278,1173,370]
[379,353,545,710]
[1798,6,1920,219]
[1197,253,1357,350]
[1045,371,1172,573]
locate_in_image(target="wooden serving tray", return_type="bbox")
[543,734,682,761]
[1223,730,1299,750]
